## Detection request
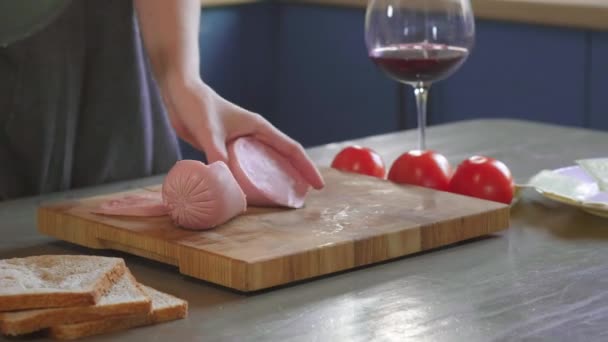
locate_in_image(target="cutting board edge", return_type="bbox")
[37,206,182,266]
[176,243,249,291]
[419,204,511,250]
[237,222,424,291]
[237,204,510,291]
[37,205,257,291]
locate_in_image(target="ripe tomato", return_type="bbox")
[387,150,452,191]
[331,145,386,178]
[449,156,514,204]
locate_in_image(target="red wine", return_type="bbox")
[369,43,468,83]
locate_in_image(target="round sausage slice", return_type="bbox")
[227,136,310,208]
[162,160,246,230]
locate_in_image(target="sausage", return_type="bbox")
[161,160,246,230]
[91,193,169,217]
[227,136,310,208]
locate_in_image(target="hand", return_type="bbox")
[132,0,323,188]
[160,76,325,190]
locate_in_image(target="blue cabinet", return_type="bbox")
[198,3,275,113]
[427,20,588,128]
[181,4,276,160]
[590,32,608,130]
[179,7,244,161]
[185,3,606,160]
[198,7,243,104]
[275,5,400,147]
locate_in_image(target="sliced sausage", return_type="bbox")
[162,160,246,230]
[227,136,310,208]
[91,193,168,217]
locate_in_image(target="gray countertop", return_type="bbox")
[2,119,608,341]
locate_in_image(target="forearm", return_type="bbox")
[133,0,202,87]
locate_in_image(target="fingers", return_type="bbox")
[254,118,325,190]
[170,114,228,164]
[203,134,229,164]
[168,116,200,153]
[169,90,325,190]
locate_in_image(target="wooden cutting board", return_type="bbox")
[38,168,510,292]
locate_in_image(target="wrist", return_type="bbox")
[161,70,211,98]
[163,68,201,89]
[158,70,218,114]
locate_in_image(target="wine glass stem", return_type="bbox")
[414,83,429,151]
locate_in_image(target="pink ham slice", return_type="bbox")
[90,192,168,217]
[162,160,246,230]
[227,136,310,208]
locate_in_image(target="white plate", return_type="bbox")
[529,165,608,218]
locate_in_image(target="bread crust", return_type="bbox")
[48,285,188,340]
[0,270,149,336]
[0,255,126,311]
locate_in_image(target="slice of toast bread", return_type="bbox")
[49,285,188,340]
[0,269,151,336]
[0,255,126,311]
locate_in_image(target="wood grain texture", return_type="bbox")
[37,168,509,292]
[198,0,608,31]
[277,0,608,31]
[200,0,260,7]
[471,0,608,31]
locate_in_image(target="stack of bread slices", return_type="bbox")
[0,254,188,340]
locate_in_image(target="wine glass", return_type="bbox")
[365,0,475,151]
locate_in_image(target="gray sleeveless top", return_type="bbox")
[0,0,181,200]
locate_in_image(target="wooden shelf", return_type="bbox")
[202,0,608,31]
[200,0,260,7]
